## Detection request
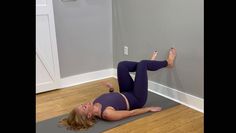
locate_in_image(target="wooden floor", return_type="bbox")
[36,77,203,133]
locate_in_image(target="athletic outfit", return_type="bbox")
[93,60,168,119]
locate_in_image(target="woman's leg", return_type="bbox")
[117,61,138,92]
[133,48,176,107]
[133,60,168,107]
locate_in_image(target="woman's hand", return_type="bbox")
[102,82,114,92]
[148,106,162,112]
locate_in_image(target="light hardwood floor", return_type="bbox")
[36,77,203,133]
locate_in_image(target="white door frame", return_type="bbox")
[36,0,61,93]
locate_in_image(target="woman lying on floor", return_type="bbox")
[59,48,177,131]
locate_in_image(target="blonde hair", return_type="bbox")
[58,108,96,131]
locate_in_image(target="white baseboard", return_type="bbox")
[60,68,115,88]
[59,68,203,113]
[148,81,204,113]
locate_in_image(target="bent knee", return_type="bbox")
[118,61,129,68]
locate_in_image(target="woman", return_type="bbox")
[59,48,177,131]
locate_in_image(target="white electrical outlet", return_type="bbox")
[124,46,128,55]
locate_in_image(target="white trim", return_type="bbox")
[60,69,115,88]
[148,81,204,113]
[48,0,61,83]
[36,0,61,93]
[112,69,203,113]
[36,81,60,93]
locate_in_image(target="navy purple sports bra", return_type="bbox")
[93,92,127,119]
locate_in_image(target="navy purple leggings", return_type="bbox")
[117,60,168,109]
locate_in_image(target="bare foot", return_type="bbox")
[150,51,158,60]
[167,48,176,67]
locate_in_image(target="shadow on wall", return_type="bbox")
[166,66,184,91]
[166,66,187,102]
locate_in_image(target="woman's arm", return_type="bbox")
[103,106,161,121]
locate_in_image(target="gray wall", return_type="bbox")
[53,0,113,78]
[112,0,203,98]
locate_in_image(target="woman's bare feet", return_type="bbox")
[150,51,158,60]
[167,48,176,67]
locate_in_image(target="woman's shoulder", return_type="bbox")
[102,106,116,118]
